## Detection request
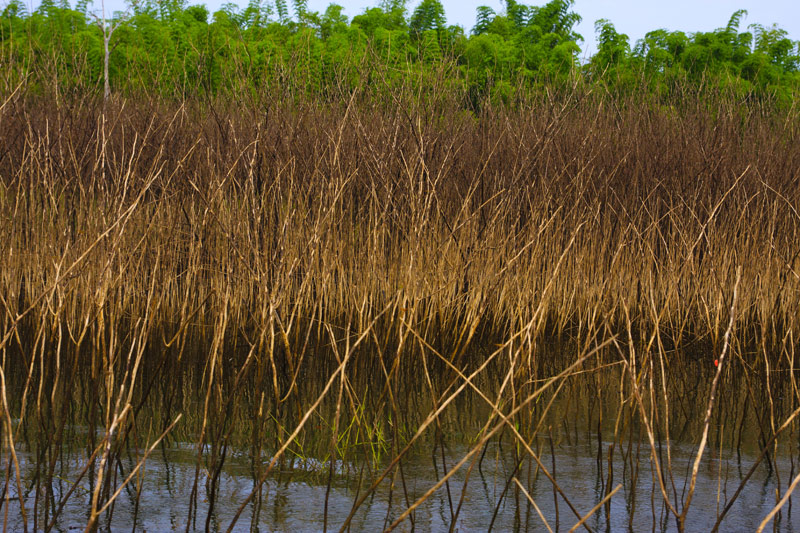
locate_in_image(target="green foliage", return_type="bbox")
[0,0,796,106]
[472,6,494,36]
[409,0,445,35]
[320,4,347,39]
[593,19,629,68]
[3,0,29,19]
[274,0,288,23]
[351,3,406,36]
[584,8,800,101]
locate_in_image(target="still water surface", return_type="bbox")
[7,433,800,531]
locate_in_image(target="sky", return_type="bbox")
[24,0,800,59]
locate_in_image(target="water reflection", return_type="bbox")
[4,347,800,532]
[6,433,800,531]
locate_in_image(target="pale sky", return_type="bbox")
[25,0,800,58]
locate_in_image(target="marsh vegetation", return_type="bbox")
[1,73,799,531]
[1,2,800,528]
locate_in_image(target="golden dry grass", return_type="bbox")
[0,84,799,531]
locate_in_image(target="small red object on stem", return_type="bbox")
[714,359,719,367]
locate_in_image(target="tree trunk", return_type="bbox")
[104,34,110,101]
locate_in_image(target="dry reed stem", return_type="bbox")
[710,404,800,531]
[680,267,741,529]
[757,470,800,533]
[382,337,615,532]
[513,477,554,533]
[225,302,393,532]
[0,83,798,531]
[0,364,27,532]
[616,304,680,519]
[94,413,181,517]
[399,314,602,525]
[568,483,622,532]
[87,403,131,531]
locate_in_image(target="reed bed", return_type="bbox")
[0,81,799,531]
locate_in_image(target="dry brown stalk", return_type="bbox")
[0,77,798,532]
[757,470,800,533]
[568,483,622,532]
[679,267,741,530]
[381,339,612,532]
[513,477,554,533]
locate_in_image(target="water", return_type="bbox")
[3,340,800,532]
[5,431,800,531]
